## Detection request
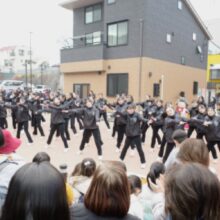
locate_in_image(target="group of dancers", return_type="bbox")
[0,88,219,168]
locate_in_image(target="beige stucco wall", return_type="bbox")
[61,57,207,103]
[142,57,207,103]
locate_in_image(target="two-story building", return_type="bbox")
[60,0,211,102]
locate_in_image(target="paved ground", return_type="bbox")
[10,114,220,178]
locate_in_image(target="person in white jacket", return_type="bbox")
[0,129,25,213]
[127,175,144,220]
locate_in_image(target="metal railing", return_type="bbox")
[61,33,104,50]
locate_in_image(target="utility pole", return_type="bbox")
[40,63,43,85]
[138,19,144,102]
[29,32,33,91]
[25,60,28,89]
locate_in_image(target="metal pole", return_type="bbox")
[29,32,33,91]
[25,60,28,89]
[41,64,43,85]
[161,75,164,100]
[138,19,144,102]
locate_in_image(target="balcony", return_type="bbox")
[60,0,103,10]
[60,36,105,73]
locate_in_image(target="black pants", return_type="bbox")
[85,127,103,146]
[187,125,196,137]
[117,124,126,149]
[12,113,16,129]
[196,132,206,141]
[141,122,149,143]
[47,123,69,148]
[33,116,45,136]
[120,135,146,164]
[17,121,33,143]
[151,126,162,148]
[207,141,220,159]
[0,118,7,129]
[79,128,102,155]
[158,134,166,158]
[163,142,175,163]
[64,118,70,140]
[100,111,110,129]
[112,118,117,137]
[71,115,84,134]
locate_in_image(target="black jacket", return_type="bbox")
[15,104,30,123]
[72,106,100,130]
[189,107,198,118]
[122,112,147,137]
[47,100,73,125]
[70,204,140,220]
[31,100,44,118]
[137,101,154,118]
[0,102,7,118]
[204,115,220,142]
[96,98,108,113]
[150,106,164,127]
[164,115,181,143]
[114,103,128,126]
[190,113,206,134]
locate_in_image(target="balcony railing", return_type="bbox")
[61,35,105,64]
[61,33,104,50]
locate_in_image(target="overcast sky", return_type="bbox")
[0,0,219,64]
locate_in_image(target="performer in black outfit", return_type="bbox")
[119,104,147,169]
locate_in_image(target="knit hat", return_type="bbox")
[0,129,21,154]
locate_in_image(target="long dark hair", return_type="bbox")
[147,162,165,190]
[1,162,70,220]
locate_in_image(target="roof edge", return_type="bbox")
[184,0,212,40]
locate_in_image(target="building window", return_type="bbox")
[153,83,160,97]
[196,45,202,54]
[107,0,116,4]
[19,49,24,56]
[192,33,197,41]
[210,69,220,80]
[85,4,102,24]
[193,81,198,95]
[73,84,90,98]
[107,74,128,96]
[178,0,182,10]
[166,34,172,43]
[181,56,186,65]
[9,50,15,56]
[85,32,101,45]
[107,21,128,47]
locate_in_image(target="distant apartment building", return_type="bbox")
[0,46,32,74]
[207,54,220,99]
[60,0,211,102]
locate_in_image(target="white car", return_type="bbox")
[0,80,24,92]
[33,85,50,93]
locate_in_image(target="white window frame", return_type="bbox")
[178,0,182,10]
[166,34,172,43]
[193,32,197,41]
[107,0,116,5]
